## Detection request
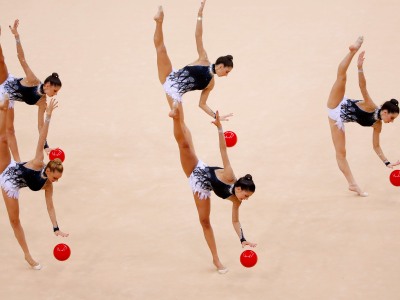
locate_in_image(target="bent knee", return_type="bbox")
[199,218,211,228]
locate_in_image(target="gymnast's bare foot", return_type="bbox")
[349,36,364,52]
[349,183,368,197]
[154,6,164,23]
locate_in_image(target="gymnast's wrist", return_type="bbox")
[358,69,363,73]
[217,127,223,133]
[53,225,60,232]
[384,160,390,166]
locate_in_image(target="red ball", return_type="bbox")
[49,148,65,162]
[224,130,237,147]
[53,243,71,261]
[389,170,400,186]
[240,249,258,268]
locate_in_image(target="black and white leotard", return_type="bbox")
[163,65,214,102]
[4,75,44,108]
[328,97,380,130]
[0,161,47,199]
[189,160,234,200]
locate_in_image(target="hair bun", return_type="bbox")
[244,174,252,181]
[390,98,399,106]
[51,72,59,78]
[53,158,63,164]
[226,55,233,61]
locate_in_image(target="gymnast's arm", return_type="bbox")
[30,99,57,168]
[195,0,209,63]
[357,51,376,108]
[230,198,257,248]
[212,111,235,181]
[9,19,40,86]
[44,183,69,237]
[372,123,400,168]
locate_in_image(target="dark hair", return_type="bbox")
[44,72,62,87]
[233,174,255,192]
[215,55,233,68]
[381,99,399,114]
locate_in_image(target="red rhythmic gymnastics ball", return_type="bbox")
[240,249,258,268]
[389,170,400,186]
[224,130,237,147]
[49,148,65,162]
[53,243,71,261]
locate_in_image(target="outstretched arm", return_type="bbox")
[195,1,209,62]
[231,200,257,248]
[30,99,58,168]
[212,111,235,181]
[9,20,40,85]
[199,82,233,121]
[372,124,400,168]
[357,51,376,107]
[45,183,69,237]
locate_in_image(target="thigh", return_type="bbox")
[329,118,346,154]
[6,107,15,130]
[2,189,20,222]
[194,194,211,220]
[327,78,346,109]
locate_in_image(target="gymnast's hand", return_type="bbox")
[55,230,69,237]
[46,98,58,117]
[387,160,400,169]
[9,19,20,36]
[242,240,257,248]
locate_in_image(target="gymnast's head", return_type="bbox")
[43,73,62,97]
[380,99,399,123]
[233,174,255,201]
[214,55,233,77]
[44,158,64,183]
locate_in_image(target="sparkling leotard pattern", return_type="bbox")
[163,65,214,102]
[328,97,380,130]
[0,161,47,199]
[189,160,233,200]
[4,77,43,105]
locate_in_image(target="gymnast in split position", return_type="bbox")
[167,101,256,273]
[154,0,233,120]
[327,36,400,196]
[0,96,68,270]
[0,21,62,162]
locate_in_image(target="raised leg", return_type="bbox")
[0,34,9,84]
[154,6,173,84]
[194,193,227,273]
[329,119,368,196]
[172,104,197,177]
[327,36,363,109]
[6,108,21,162]
[2,190,41,269]
[0,96,11,173]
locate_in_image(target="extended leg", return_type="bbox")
[329,119,367,196]
[2,190,41,269]
[154,6,173,84]
[194,194,227,273]
[327,36,363,109]
[172,104,197,176]
[6,108,21,162]
[0,36,9,84]
[0,96,11,172]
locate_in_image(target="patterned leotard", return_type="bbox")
[163,65,214,102]
[189,160,233,200]
[0,161,47,199]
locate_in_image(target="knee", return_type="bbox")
[9,217,21,229]
[178,140,191,150]
[199,217,211,229]
[6,126,15,137]
[0,133,7,145]
[336,150,347,160]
